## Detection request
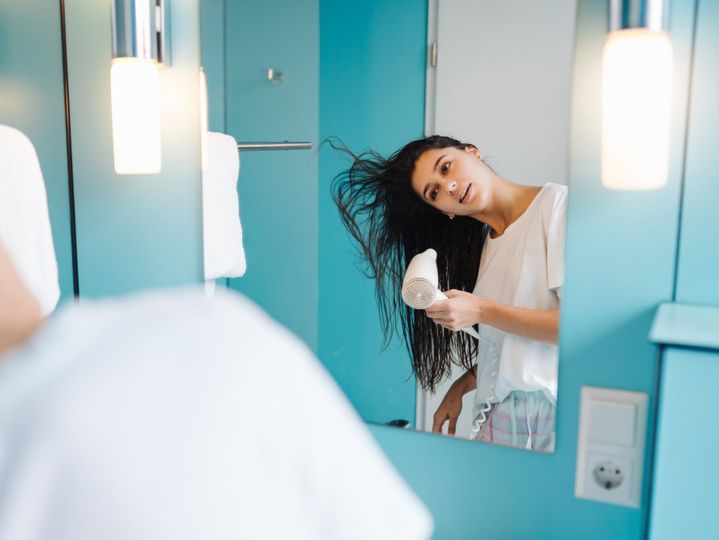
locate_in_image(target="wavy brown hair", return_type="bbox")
[330,135,488,391]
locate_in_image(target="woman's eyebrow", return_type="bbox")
[422,154,447,199]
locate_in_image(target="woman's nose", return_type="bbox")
[445,180,457,195]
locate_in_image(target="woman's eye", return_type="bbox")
[431,187,439,201]
[441,161,450,174]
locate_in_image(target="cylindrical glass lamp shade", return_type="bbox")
[110,57,162,174]
[601,28,673,190]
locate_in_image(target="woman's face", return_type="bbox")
[410,145,491,217]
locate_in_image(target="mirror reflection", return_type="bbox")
[333,139,566,452]
[200,0,576,452]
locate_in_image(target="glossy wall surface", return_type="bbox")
[224,0,319,351]
[318,0,426,427]
[674,0,719,305]
[650,1,719,536]
[650,346,719,539]
[200,0,226,134]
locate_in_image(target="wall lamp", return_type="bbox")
[602,0,673,190]
[110,0,169,175]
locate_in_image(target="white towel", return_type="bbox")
[0,125,60,316]
[202,132,246,281]
[0,288,433,540]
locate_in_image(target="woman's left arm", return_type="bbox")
[480,297,558,344]
[425,290,559,345]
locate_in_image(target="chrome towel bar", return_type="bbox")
[236,141,312,151]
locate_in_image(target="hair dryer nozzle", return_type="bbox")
[401,277,442,309]
[401,248,441,309]
[401,248,480,339]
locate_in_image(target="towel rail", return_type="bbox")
[236,141,312,151]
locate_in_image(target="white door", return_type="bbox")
[418,0,576,437]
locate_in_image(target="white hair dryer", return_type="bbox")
[402,248,501,438]
[401,248,480,339]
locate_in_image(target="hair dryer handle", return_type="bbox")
[433,290,480,339]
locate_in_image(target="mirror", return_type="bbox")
[199,0,576,453]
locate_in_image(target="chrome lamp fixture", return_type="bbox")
[110,0,169,175]
[602,0,673,190]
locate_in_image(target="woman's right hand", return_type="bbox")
[432,369,477,435]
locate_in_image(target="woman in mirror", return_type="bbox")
[332,135,566,451]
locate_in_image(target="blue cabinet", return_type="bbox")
[649,305,719,539]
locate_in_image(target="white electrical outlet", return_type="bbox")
[585,452,634,504]
[575,387,647,508]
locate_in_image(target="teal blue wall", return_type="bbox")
[0,1,74,301]
[64,0,204,297]
[224,0,319,351]
[318,0,425,426]
[200,0,225,133]
[675,0,719,305]
[650,346,719,539]
[650,2,719,536]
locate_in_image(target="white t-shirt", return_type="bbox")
[472,183,567,405]
[0,288,432,540]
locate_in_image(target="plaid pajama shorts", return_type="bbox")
[472,390,555,452]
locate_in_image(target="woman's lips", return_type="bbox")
[460,184,471,203]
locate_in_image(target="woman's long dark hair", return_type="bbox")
[330,135,488,391]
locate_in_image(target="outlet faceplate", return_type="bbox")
[575,387,647,508]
